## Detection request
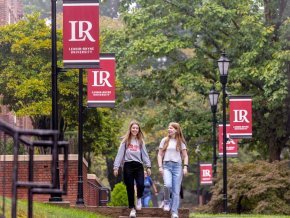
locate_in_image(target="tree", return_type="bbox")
[108,182,128,206]
[0,14,82,142]
[0,14,123,163]
[0,14,56,132]
[116,0,290,162]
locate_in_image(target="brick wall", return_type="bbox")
[0,154,103,206]
[0,0,6,25]
[87,174,100,206]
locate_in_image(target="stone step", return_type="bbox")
[119,217,166,218]
[82,206,190,218]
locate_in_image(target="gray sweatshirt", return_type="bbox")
[113,138,151,170]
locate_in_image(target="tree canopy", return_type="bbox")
[111,0,290,162]
[0,14,122,160]
[1,0,290,193]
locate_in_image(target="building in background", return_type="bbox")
[0,0,23,26]
[0,95,33,138]
[0,1,29,132]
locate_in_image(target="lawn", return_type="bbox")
[1,198,289,218]
[0,197,106,218]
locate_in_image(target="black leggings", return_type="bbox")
[123,161,145,209]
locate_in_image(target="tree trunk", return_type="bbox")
[31,116,51,154]
[263,0,272,24]
[31,115,66,154]
[269,142,281,162]
[285,61,290,158]
[31,115,50,130]
[264,0,290,161]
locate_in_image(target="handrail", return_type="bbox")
[0,119,58,137]
[0,134,7,218]
[0,119,68,218]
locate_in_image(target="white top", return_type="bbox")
[159,137,186,163]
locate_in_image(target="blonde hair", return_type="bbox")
[162,122,186,152]
[121,120,144,147]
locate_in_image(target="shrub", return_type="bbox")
[197,160,290,215]
[108,182,128,206]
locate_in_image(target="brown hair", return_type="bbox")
[121,120,144,147]
[162,122,186,152]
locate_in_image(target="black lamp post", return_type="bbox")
[209,87,219,178]
[49,0,62,202]
[76,69,85,205]
[195,145,201,205]
[218,52,230,213]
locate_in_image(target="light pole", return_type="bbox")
[195,145,201,205]
[76,69,84,205]
[49,0,62,202]
[209,86,219,178]
[218,52,230,213]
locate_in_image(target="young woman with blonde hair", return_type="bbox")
[157,122,189,218]
[113,120,151,218]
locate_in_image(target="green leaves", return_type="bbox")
[199,160,290,214]
[0,14,52,117]
[0,14,123,160]
[114,0,290,162]
[108,182,129,206]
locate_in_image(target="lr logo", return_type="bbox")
[233,110,249,123]
[202,170,211,177]
[69,21,95,42]
[92,71,112,87]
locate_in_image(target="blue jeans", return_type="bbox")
[142,194,151,207]
[163,161,182,214]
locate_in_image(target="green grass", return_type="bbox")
[33,203,107,218]
[190,213,290,218]
[2,198,289,218]
[0,197,107,218]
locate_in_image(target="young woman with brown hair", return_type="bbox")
[157,122,189,218]
[113,120,151,218]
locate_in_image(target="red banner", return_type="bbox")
[63,0,99,68]
[87,53,115,108]
[218,124,238,157]
[200,164,212,185]
[229,96,252,138]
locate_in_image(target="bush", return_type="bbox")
[108,182,128,206]
[197,160,290,215]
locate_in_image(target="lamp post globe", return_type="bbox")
[218,52,230,85]
[218,52,230,213]
[209,87,219,110]
[209,87,219,178]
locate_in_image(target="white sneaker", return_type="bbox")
[171,213,179,218]
[159,200,164,208]
[129,208,136,218]
[136,198,142,210]
[163,203,170,211]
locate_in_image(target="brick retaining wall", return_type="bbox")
[0,154,106,206]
